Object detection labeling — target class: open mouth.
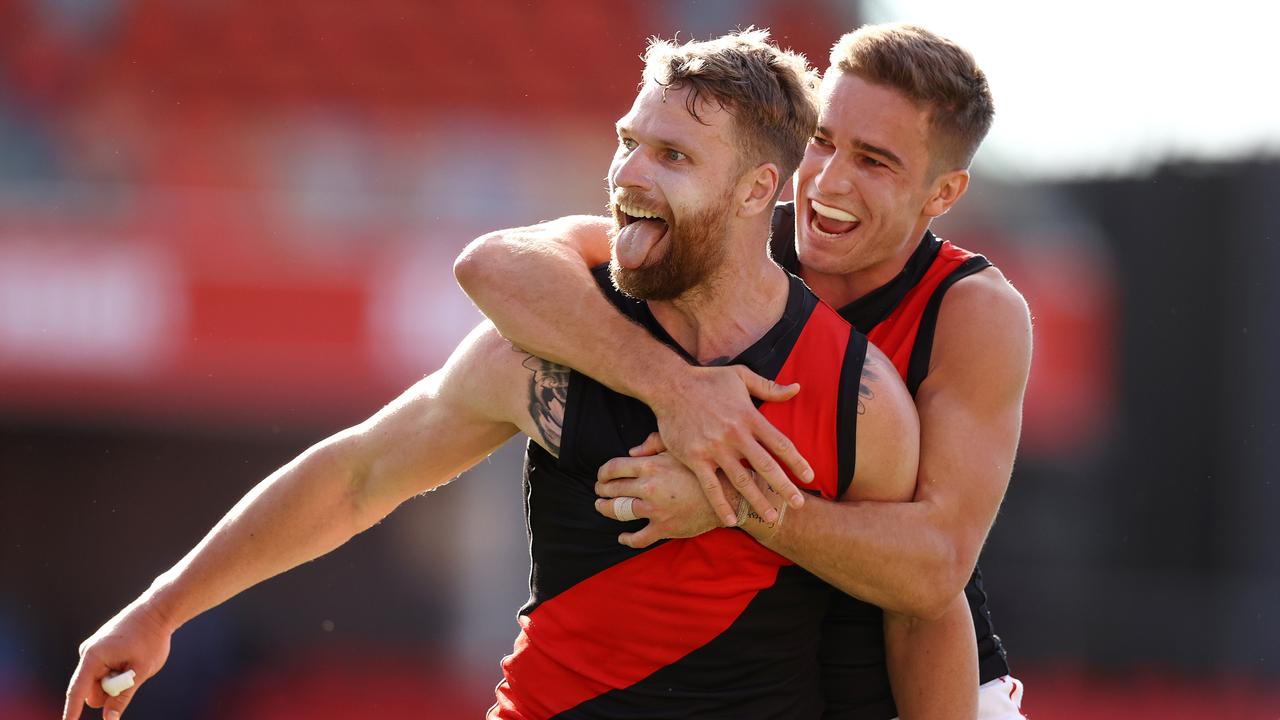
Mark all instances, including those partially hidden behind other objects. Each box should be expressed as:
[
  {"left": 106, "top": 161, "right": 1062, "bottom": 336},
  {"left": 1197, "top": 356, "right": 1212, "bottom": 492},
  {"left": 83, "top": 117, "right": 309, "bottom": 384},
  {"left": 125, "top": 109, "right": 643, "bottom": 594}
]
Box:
[
  {"left": 613, "top": 201, "right": 671, "bottom": 269},
  {"left": 615, "top": 201, "right": 670, "bottom": 229},
  {"left": 807, "top": 199, "right": 860, "bottom": 238}
]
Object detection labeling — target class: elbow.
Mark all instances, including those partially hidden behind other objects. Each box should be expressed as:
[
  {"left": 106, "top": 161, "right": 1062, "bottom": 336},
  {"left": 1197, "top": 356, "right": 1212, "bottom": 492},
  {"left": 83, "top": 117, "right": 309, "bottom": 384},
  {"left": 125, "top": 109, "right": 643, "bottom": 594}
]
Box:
[
  {"left": 906, "top": 538, "right": 972, "bottom": 621},
  {"left": 308, "top": 433, "right": 377, "bottom": 535},
  {"left": 453, "top": 231, "right": 509, "bottom": 296},
  {"left": 911, "top": 587, "right": 959, "bottom": 623}
]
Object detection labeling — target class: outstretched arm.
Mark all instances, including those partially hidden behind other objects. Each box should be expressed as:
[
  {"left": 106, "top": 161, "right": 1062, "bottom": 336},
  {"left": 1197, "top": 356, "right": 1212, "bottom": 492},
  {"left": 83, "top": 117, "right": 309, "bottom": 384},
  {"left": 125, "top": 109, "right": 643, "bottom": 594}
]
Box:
[
  {"left": 63, "top": 323, "right": 527, "bottom": 720},
  {"left": 454, "top": 217, "right": 813, "bottom": 525}
]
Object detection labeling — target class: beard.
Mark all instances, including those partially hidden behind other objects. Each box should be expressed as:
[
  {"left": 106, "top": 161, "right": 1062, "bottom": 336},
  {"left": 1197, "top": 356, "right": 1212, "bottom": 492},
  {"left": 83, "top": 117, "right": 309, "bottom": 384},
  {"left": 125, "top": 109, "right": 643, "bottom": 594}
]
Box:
[{"left": 609, "top": 190, "right": 731, "bottom": 302}]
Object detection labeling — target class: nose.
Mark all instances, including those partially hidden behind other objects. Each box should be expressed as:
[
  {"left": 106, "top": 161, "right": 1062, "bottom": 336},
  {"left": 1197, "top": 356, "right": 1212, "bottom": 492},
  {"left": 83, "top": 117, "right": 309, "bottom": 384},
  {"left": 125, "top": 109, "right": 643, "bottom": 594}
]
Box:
[
  {"left": 812, "top": 152, "right": 853, "bottom": 197},
  {"left": 608, "top": 145, "right": 653, "bottom": 192}
]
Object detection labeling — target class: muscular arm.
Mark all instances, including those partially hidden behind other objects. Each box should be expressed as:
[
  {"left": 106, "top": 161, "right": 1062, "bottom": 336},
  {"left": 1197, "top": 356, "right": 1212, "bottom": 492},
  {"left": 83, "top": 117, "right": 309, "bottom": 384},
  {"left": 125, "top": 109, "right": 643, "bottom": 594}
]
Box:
[
  {"left": 741, "top": 344, "right": 976, "bottom": 717},
  {"left": 455, "top": 216, "right": 813, "bottom": 524},
  {"left": 749, "top": 270, "right": 1033, "bottom": 618},
  {"left": 454, "top": 215, "right": 655, "bottom": 392},
  {"left": 64, "top": 323, "right": 537, "bottom": 720}
]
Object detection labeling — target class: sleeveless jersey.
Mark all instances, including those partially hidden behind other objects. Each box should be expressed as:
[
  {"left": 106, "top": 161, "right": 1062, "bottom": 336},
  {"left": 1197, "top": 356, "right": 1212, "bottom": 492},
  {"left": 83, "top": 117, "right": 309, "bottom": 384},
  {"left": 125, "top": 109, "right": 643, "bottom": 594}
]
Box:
[
  {"left": 491, "top": 266, "right": 874, "bottom": 720},
  {"left": 770, "top": 201, "right": 1010, "bottom": 719}
]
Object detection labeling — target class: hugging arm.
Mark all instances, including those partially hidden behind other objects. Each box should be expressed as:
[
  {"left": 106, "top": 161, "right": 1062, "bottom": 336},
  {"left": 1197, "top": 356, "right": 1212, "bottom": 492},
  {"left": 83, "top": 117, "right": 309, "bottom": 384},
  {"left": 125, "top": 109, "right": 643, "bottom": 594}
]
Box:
[{"left": 455, "top": 216, "right": 813, "bottom": 525}]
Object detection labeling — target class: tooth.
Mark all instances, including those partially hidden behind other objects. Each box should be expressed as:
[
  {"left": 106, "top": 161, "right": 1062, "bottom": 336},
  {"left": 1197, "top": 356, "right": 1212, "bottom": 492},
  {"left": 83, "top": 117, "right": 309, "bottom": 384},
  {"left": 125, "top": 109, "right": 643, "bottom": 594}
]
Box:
[
  {"left": 619, "top": 204, "right": 661, "bottom": 220},
  {"left": 811, "top": 200, "right": 858, "bottom": 223}
]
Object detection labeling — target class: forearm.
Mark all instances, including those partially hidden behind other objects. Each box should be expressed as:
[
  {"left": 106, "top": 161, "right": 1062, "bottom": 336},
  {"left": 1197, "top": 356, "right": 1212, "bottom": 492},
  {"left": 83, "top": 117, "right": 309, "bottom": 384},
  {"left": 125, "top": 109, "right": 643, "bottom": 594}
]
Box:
[
  {"left": 454, "top": 224, "right": 688, "bottom": 404},
  {"left": 139, "top": 433, "right": 375, "bottom": 633},
  {"left": 885, "top": 593, "right": 978, "bottom": 719},
  {"left": 746, "top": 495, "right": 960, "bottom": 618}
]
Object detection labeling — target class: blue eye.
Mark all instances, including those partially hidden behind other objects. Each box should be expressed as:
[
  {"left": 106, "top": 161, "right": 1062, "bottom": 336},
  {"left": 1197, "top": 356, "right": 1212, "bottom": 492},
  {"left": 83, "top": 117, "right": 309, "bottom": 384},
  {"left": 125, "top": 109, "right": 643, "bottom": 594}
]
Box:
[
  {"left": 620, "top": 137, "right": 637, "bottom": 151},
  {"left": 664, "top": 149, "right": 686, "bottom": 162}
]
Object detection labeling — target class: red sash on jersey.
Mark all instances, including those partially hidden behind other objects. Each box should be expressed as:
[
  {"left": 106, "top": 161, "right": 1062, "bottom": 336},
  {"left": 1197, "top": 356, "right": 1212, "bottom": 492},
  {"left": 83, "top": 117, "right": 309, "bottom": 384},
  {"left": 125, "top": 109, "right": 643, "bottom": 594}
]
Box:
[{"left": 491, "top": 302, "right": 856, "bottom": 720}]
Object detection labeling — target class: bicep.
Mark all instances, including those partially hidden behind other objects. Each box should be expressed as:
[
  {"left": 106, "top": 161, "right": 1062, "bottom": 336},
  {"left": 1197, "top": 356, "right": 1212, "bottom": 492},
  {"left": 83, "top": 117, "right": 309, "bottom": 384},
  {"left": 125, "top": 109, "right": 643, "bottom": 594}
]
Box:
[
  {"left": 913, "top": 270, "right": 1033, "bottom": 559},
  {"left": 349, "top": 323, "right": 528, "bottom": 516}
]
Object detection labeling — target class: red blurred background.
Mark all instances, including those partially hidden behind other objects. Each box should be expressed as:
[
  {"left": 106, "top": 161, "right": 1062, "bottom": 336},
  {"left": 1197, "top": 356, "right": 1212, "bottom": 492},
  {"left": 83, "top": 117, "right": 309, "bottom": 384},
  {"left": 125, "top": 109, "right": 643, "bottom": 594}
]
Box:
[{"left": 2, "top": 1, "right": 1278, "bottom": 718}]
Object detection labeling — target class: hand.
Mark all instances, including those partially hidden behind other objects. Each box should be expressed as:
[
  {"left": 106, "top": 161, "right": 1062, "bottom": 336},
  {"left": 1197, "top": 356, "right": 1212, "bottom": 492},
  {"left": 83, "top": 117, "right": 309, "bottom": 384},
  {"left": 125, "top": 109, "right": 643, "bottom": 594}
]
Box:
[
  {"left": 643, "top": 364, "right": 812, "bottom": 527},
  {"left": 63, "top": 600, "right": 173, "bottom": 720},
  {"left": 594, "top": 452, "right": 726, "bottom": 548}
]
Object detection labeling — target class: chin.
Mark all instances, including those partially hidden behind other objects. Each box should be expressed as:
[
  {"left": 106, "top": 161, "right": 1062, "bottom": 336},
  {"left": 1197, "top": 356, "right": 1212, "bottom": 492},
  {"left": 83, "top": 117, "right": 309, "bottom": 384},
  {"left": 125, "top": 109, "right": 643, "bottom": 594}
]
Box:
[{"left": 797, "top": 240, "right": 864, "bottom": 277}]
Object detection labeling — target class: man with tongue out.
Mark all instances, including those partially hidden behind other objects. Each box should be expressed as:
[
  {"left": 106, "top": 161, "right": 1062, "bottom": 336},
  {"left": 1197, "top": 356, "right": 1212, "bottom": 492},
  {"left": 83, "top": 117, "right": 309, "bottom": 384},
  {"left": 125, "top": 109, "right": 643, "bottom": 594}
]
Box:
[{"left": 456, "top": 23, "right": 1033, "bottom": 720}]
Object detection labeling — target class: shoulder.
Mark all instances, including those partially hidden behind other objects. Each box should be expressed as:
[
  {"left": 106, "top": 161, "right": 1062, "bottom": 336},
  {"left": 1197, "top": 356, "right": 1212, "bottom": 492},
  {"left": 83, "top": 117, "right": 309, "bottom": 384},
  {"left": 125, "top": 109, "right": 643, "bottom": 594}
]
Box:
[
  {"left": 944, "top": 265, "right": 1030, "bottom": 323},
  {"left": 860, "top": 343, "right": 920, "bottom": 441},
  {"left": 848, "top": 342, "right": 920, "bottom": 502},
  {"left": 434, "top": 322, "right": 574, "bottom": 457},
  {"left": 925, "top": 265, "right": 1032, "bottom": 398}
]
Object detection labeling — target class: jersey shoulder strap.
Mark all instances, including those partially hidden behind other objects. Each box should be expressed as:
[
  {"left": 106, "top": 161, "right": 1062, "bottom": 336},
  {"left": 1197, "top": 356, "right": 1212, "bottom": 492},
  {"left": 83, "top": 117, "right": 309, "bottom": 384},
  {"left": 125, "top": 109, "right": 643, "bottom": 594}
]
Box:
[{"left": 865, "top": 239, "right": 991, "bottom": 394}]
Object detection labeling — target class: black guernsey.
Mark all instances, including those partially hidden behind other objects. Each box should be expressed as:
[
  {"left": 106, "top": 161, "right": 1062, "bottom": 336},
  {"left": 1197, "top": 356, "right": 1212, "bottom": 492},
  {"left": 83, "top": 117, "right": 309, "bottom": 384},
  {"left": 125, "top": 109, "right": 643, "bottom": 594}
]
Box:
[{"left": 491, "top": 265, "right": 875, "bottom": 720}]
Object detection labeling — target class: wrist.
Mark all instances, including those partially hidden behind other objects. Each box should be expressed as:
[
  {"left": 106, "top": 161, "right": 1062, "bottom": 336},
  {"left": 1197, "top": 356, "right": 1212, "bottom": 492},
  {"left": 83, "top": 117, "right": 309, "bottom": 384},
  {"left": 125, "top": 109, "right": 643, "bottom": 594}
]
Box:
[
  {"left": 136, "top": 572, "right": 189, "bottom": 635},
  {"left": 633, "top": 352, "right": 696, "bottom": 410}
]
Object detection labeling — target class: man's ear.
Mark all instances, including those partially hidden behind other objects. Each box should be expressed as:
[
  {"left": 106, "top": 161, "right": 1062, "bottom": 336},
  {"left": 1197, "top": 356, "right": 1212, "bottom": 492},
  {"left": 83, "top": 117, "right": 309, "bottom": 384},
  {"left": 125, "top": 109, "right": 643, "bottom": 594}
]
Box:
[
  {"left": 737, "top": 162, "right": 780, "bottom": 218},
  {"left": 923, "top": 168, "right": 969, "bottom": 218}
]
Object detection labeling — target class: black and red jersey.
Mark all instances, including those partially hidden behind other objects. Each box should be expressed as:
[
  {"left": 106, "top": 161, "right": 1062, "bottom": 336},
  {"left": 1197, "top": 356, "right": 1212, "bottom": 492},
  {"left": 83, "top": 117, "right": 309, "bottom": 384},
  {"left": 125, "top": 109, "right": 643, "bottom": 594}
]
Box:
[
  {"left": 770, "top": 201, "right": 1009, "bottom": 719},
  {"left": 491, "top": 266, "right": 872, "bottom": 719}
]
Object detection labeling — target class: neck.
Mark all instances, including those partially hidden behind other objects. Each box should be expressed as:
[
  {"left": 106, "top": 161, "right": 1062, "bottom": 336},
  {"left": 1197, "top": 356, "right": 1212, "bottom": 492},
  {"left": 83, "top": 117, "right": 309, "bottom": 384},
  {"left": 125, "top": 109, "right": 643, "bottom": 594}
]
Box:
[{"left": 648, "top": 225, "right": 790, "bottom": 365}]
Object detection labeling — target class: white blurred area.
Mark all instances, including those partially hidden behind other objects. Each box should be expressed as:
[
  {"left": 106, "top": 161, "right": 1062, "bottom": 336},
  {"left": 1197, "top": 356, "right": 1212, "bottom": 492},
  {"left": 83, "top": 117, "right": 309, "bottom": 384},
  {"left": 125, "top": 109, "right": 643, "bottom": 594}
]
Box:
[{"left": 868, "top": 0, "right": 1280, "bottom": 178}]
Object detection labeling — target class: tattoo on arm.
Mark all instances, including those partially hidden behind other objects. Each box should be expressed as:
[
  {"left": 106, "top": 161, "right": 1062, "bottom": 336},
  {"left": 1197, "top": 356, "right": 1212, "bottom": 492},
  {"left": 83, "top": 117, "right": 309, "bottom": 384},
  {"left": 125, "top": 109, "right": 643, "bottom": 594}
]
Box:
[
  {"left": 514, "top": 347, "right": 570, "bottom": 456},
  {"left": 857, "top": 353, "right": 881, "bottom": 416}
]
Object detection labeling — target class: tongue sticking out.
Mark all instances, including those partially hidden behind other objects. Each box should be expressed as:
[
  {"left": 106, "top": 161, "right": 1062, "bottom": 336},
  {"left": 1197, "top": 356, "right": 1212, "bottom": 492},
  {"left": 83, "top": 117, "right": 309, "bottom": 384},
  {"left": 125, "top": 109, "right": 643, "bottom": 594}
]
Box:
[
  {"left": 814, "top": 214, "right": 857, "bottom": 235},
  {"left": 615, "top": 219, "right": 670, "bottom": 269}
]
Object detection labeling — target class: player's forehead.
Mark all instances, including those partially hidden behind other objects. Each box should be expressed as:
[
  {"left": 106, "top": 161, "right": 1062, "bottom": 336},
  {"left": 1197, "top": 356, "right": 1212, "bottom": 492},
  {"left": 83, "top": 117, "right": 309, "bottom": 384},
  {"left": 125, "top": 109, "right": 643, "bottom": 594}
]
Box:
[{"left": 816, "top": 72, "right": 931, "bottom": 162}]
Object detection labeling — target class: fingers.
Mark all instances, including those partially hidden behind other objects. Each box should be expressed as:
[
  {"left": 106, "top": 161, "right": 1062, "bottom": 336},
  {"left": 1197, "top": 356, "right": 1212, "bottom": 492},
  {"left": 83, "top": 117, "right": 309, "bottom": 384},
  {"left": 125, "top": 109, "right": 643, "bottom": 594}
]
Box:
[
  {"left": 737, "top": 442, "right": 804, "bottom": 511},
  {"left": 629, "top": 432, "right": 667, "bottom": 457},
  {"left": 735, "top": 365, "right": 800, "bottom": 403},
  {"left": 717, "top": 455, "right": 778, "bottom": 524},
  {"left": 598, "top": 455, "right": 651, "bottom": 482},
  {"left": 752, "top": 416, "right": 813, "bottom": 491},
  {"left": 101, "top": 682, "right": 139, "bottom": 720},
  {"left": 694, "top": 464, "right": 738, "bottom": 526},
  {"left": 594, "top": 497, "right": 649, "bottom": 521},
  {"left": 63, "top": 659, "right": 99, "bottom": 720},
  {"left": 619, "top": 526, "right": 662, "bottom": 549},
  {"left": 594, "top": 476, "right": 643, "bottom": 499}
]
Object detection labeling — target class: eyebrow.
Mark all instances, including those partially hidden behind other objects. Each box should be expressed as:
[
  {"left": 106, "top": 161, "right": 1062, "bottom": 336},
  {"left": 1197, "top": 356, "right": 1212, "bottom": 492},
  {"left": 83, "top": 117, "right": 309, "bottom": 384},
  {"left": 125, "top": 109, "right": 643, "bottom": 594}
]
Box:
[
  {"left": 818, "top": 125, "right": 905, "bottom": 169},
  {"left": 615, "top": 124, "right": 691, "bottom": 156}
]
